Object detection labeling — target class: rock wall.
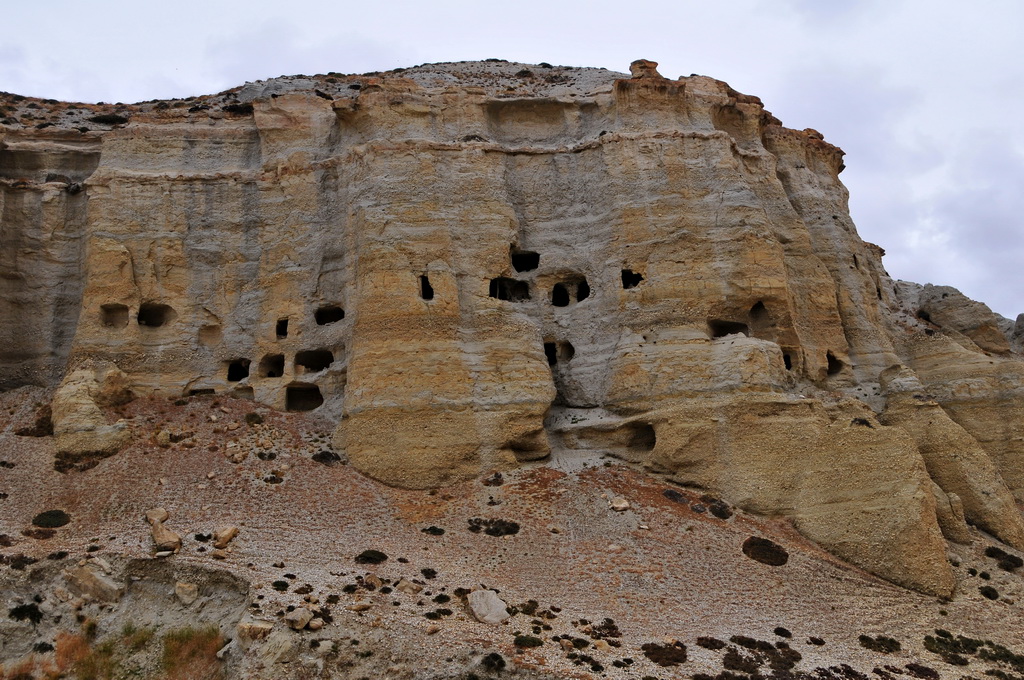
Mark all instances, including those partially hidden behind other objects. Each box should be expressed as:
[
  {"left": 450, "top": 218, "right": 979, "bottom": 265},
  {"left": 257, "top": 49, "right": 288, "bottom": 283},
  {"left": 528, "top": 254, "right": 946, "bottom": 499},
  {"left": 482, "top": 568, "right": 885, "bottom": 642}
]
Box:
[{"left": 2, "top": 59, "right": 1023, "bottom": 596}]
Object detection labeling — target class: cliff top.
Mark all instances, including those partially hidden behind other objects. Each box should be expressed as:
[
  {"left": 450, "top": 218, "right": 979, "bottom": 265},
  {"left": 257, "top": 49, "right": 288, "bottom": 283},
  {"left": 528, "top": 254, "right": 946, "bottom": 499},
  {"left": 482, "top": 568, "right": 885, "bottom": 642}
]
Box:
[{"left": 0, "top": 59, "right": 776, "bottom": 134}]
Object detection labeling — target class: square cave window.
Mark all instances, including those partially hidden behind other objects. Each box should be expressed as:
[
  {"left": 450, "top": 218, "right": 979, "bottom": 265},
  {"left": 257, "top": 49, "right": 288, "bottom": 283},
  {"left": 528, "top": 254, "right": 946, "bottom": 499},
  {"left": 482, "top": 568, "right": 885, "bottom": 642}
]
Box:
[
  {"left": 315, "top": 305, "right": 345, "bottom": 325},
  {"left": 511, "top": 249, "right": 540, "bottom": 272},
  {"left": 227, "top": 359, "right": 251, "bottom": 382},
  {"left": 137, "top": 302, "right": 177, "bottom": 327},
  {"left": 101, "top": 303, "right": 129, "bottom": 328},
  {"left": 295, "top": 349, "right": 334, "bottom": 373},
  {"left": 708, "top": 319, "right": 749, "bottom": 339},
  {"left": 286, "top": 383, "right": 324, "bottom": 412},
  {"left": 276, "top": 318, "right": 289, "bottom": 339},
  {"left": 489, "top": 277, "right": 530, "bottom": 302},
  {"left": 259, "top": 354, "right": 285, "bottom": 378}
]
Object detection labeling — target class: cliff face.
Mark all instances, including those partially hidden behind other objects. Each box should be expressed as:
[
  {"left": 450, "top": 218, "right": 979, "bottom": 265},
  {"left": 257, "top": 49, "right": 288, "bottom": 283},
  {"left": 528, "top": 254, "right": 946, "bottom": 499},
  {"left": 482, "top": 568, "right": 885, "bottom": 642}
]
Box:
[{"left": 2, "top": 59, "right": 1023, "bottom": 597}]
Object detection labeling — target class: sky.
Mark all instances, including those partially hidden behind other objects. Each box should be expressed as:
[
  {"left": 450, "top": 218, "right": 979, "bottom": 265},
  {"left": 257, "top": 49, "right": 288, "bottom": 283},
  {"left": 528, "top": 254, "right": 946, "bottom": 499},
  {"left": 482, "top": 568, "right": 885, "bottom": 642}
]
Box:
[{"left": 4, "top": 0, "right": 1023, "bottom": 318}]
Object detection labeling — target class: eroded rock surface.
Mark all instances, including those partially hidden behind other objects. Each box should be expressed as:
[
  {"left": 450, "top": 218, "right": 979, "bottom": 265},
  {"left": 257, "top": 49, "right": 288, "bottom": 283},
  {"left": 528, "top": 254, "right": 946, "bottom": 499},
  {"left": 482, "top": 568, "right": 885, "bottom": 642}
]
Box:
[{"left": 2, "top": 59, "right": 1024, "bottom": 597}]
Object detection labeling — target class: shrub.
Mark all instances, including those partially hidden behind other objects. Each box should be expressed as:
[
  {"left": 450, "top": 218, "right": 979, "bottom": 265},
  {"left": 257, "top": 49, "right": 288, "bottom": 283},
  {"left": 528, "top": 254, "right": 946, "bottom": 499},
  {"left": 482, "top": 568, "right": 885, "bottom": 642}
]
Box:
[
  {"left": 979, "top": 585, "right": 999, "bottom": 600},
  {"left": 742, "top": 537, "right": 788, "bottom": 566},
  {"left": 514, "top": 635, "right": 543, "bottom": 648},
  {"left": 640, "top": 641, "right": 687, "bottom": 666},
  {"left": 32, "top": 509, "right": 71, "bottom": 528},
  {"left": 696, "top": 637, "right": 727, "bottom": 650},
  {"left": 161, "top": 626, "right": 224, "bottom": 680},
  {"left": 354, "top": 549, "right": 388, "bottom": 565},
  {"left": 467, "top": 518, "right": 520, "bottom": 537},
  {"left": 8, "top": 603, "right": 42, "bottom": 626},
  {"left": 859, "top": 634, "right": 901, "bottom": 654},
  {"left": 87, "top": 113, "right": 129, "bottom": 125}
]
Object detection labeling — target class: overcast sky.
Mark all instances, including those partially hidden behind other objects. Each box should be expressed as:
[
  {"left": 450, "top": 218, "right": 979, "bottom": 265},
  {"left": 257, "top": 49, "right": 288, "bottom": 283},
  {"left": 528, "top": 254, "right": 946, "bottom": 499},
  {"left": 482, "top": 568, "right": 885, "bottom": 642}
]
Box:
[{"left": 4, "top": 0, "right": 1023, "bottom": 318}]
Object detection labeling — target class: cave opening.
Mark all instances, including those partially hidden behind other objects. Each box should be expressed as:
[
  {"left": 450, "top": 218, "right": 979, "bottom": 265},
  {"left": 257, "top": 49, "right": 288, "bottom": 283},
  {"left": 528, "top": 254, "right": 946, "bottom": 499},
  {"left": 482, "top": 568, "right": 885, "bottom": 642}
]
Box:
[
  {"left": 420, "top": 275, "right": 434, "bottom": 301},
  {"left": 315, "top": 305, "right": 344, "bottom": 325},
  {"left": 544, "top": 340, "right": 574, "bottom": 366},
  {"left": 295, "top": 349, "right": 334, "bottom": 373},
  {"left": 511, "top": 250, "right": 540, "bottom": 272},
  {"left": 826, "top": 351, "right": 844, "bottom": 376},
  {"left": 551, "top": 283, "right": 570, "bottom": 307},
  {"left": 227, "top": 359, "right": 250, "bottom": 382},
  {"left": 621, "top": 269, "right": 644, "bottom": 289},
  {"left": 489, "top": 277, "right": 530, "bottom": 302},
  {"left": 577, "top": 279, "right": 590, "bottom": 301},
  {"left": 276, "top": 318, "right": 289, "bottom": 339},
  {"left": 544, "top": 342, "right": 557, "bottom": 366},
  {"left": 101, "top": 303, "right": 129, "bottom": 329},
  {"left": 709, "top": 319, "right": 749, "bottom": 338},
  {"left": 258, "top": 354, "right": 285, "bottom": 378},
  {"left": 783, "top": 353, "right": 793, "bottom": 370},
  {"left": 286, "top": 383, "right": 324, "bottom": 412},
  {"left": 627, "top": 423, "right": 657, "bottom": 453},
  {"left": 137, "top": 303, "right": 177, "bottom": 327}
]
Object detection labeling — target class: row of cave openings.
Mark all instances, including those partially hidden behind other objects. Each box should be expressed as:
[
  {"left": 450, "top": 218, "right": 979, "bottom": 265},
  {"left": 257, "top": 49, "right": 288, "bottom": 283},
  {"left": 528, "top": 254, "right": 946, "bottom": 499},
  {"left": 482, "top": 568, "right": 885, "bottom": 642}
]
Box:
[
  {"left": 187, "top": 382, "right": 325, "bottom": 412},
  {"left": 707, "top": 301, "right": 845, "bottom": 377},
  {"left": 99, "top": 302, "right": 348, "bottom": 413},
  {"left": 222, "top": 348, "right": 337, "bottom": 412},
  {"left": 100, "top": 303, "right": 347, "bottom": 336},
  {"left": 541, "top": 302, "right": 845, "bottom": 383},
  {"left": 485, "top": 248, "right": 645, "bottom": 307}
]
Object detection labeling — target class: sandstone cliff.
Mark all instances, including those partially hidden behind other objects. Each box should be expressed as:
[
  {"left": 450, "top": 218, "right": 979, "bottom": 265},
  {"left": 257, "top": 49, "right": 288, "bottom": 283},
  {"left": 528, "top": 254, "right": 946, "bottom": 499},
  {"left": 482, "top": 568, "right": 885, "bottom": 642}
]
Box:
[{"left": 2, "top": 59, "right": 1023, "bottom": 599}]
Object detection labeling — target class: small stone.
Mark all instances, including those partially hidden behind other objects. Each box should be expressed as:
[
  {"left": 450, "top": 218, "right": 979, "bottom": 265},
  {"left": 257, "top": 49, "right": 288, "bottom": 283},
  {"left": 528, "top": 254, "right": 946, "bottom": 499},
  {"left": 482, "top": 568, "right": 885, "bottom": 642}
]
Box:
[
  {"left": 209, "top": 414, "right": 219, "bottom": 422},
  {"left": 609, "top": 497, "right": 630, "bottom": 512},
  {"left": 426, "top": 625, "right": 441, "bottom": 635},
  {"left": 151, "top": 522, "right": 182, "bottom": 552},
  {"left": 213, "top": 525, "right": 239, "bottom": 549},
  {"left": 211, "top": 549, "right": 227, "bottom": 560},
  {"left": 155, "top": 430, "right": 172, "bottom": 448},
  {"left": 175, "top": 581, "right": 199, "bottom": 605},
  {"left": 467, "top": 589, "right": 509, "bottom": 624},
  {"left": 560, "top": 639, "right": 575, "bottom": 651},
  {"left": 227, "top": 422, "right": 240, "bottom": 431},
  {"left": 154, "top": 551, "right": 173, "bottom": 558},
  {"left": 346, "top": 602, "right": 372, "bottom": 612},
  {"left": 237, "top": 620, "right": 273, "bottom": 641},
  {"left": 364, "top": 574, "right": 383, "bottom": 590},
  {"left": 307, "top": 618, "right": 324, "bottom": 631},
  {"left": 284, "top": 607, "right": 313, "bottom": 630},
  {"left": 65, "top": 563, "right": 123, "bottom": 602},
  {"left": 90, "top": 556, "right": 113, "bottom": 574},
  {"left": 207, "top": 472, "right": 215, "bottom": 479},
  {"left": 145, "top": 508, "right": 169, "bottom": 525},
  {"left": 395, "top": 578, "right": 422, "bottom": 595},
  {"left": 593, "top": 639, "right": 612, "bottom": 652}
]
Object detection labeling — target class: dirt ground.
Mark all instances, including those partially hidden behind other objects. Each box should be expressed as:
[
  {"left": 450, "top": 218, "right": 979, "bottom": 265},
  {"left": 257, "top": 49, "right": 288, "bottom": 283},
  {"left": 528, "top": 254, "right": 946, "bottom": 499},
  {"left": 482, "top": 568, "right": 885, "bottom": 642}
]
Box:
[{"left": 2, "top": 386, "right": 1023, "bottom": 679}]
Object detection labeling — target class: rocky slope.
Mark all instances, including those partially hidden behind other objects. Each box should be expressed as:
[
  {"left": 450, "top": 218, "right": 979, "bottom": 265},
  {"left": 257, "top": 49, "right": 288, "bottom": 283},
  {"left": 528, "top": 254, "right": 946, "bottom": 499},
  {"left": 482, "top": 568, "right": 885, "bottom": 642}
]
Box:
[{"left": 2, "top": 59, "right": 1024, "bottom": 679}]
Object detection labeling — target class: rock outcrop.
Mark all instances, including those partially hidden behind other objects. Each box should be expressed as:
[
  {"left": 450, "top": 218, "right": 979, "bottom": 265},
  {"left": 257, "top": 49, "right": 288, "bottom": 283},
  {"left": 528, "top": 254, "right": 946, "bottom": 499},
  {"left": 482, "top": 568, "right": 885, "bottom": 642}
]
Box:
[{"left": 2, "top": 59, "right": 1024, "bottom": 597}]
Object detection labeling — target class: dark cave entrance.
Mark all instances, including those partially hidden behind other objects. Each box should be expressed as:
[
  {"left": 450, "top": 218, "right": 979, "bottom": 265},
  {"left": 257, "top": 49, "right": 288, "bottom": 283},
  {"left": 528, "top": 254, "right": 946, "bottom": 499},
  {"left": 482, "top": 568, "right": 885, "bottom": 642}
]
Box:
[{"left": 286, "top": 383, "right": 324, "bottom": 412}]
